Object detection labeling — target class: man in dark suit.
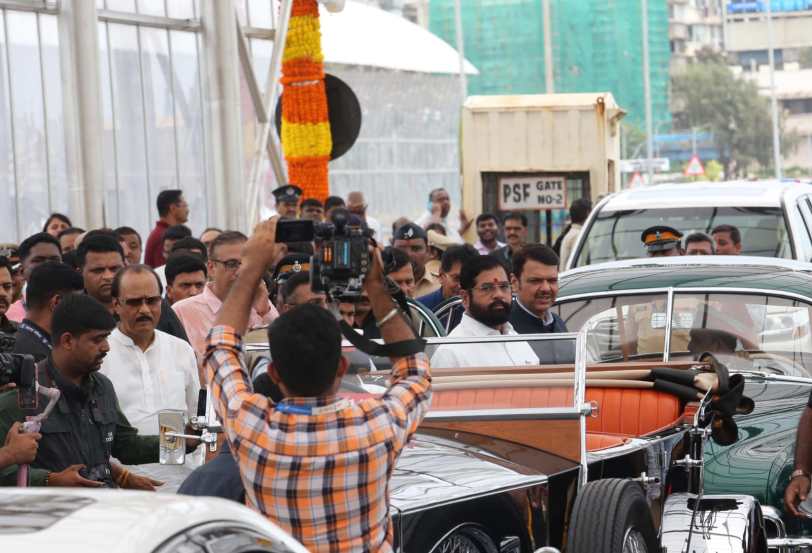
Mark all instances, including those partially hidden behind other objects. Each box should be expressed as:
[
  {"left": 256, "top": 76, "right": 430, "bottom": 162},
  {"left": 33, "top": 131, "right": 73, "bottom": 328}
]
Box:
[{"left": 509, "top": 245, "right": 567, "bottom": 334}]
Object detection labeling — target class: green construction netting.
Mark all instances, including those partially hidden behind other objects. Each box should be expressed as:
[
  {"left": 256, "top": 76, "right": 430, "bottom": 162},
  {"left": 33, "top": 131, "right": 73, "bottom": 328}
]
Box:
[{"left": 429, "top": 0, "right": 672, "bottom": 129}]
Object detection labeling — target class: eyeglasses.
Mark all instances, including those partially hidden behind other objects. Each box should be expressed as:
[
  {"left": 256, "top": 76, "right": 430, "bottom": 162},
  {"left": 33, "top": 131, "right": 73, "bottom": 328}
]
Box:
[
  {"left": 470, "top": 282, "right": 511, "bottom": 295},
  {"left": 211, "top": 258, "right": 242, "bottom": 271},
  {"left": 123, "top": 296, "right": 162, "bottom": 308}
]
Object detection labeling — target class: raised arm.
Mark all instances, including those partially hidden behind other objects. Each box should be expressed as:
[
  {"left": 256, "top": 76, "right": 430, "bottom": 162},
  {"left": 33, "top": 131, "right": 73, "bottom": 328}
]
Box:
[{"left": 364, "top": 248, "right": 432, "bottom": 444}]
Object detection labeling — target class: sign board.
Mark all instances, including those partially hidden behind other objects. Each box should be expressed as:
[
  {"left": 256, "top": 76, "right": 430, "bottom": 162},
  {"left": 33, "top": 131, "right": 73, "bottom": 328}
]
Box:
[
  {"left": 684, "top": 155, "right": 704, "bottom": 177},
  {"left": 619, "top": 158, "right": 671, "bottom": 173},
  {"left": 499, "top": 175, "right": 567, "bottom": 211}
]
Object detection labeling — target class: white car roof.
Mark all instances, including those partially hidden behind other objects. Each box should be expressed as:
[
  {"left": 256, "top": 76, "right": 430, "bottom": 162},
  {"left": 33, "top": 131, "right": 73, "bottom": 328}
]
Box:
[
  {"left": 600, "top": 180, "right": 812, "bottom": 211},
  {"left": 0, "top": 488, "right": 307, "bottom": 553},
  {"left": 562, "top": 255, "right": 812, "bottom": 277}
]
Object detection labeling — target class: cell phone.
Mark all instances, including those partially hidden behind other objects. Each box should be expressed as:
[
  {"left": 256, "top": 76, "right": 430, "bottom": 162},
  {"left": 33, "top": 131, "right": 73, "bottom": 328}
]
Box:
[{"left": 276, "top": 219, "right": 315, "bottom": 243}]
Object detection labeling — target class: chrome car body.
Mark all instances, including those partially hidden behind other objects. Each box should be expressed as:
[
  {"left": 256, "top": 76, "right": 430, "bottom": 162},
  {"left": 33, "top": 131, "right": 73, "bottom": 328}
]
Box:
[{"left": 556, "top": 256, "right": 812, "bottom": 551}]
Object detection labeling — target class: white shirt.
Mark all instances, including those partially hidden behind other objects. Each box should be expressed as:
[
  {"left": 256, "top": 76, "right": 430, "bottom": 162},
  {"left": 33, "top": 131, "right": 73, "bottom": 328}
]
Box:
[
  {"left": 559, "top": 223, "right": 582, "bottom": 271},
  {"left": 101, "top": 327, "right": 201, "bottom": 435},
  {"left": 430, "top": 313, "right": 539, "bottom": 368},
  {"left": 415, "top": 210, "right": 465, "bottom": 243},
  {"left": 154, "top": 264, "right": 167, "bottom": 291},
  {"left": 365, "top": 215, "right": 383, "bottom": 241},
  {"left": 474, "top": 239, "right": 506, "bottom": 255}
]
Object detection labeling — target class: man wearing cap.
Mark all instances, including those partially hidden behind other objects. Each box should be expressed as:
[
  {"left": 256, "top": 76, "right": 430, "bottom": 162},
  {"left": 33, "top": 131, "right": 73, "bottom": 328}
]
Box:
[
  {"left": 270, "top": 254, "right": 311, "bottom": 307},
  {"left": 393, "top": 223, "right": 440, "bottom": 297},
  {"left": 629, "top": 225, "right": 689, "bottom": 354},
  {"left": 641, "top": 225, "right": 684, "bottom": 257},
  {"left": 271, "top": 185, "right": 303, "bottom": 219}
]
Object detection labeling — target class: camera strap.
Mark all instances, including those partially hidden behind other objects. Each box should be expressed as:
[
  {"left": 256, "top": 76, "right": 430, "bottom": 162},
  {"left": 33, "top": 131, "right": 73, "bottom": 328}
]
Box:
[
  {"left": 338, "top": 286, "right": 425, "bottom": 357},
  {"left": 339, "top": 320, "right": 426, "bottom": 357}
]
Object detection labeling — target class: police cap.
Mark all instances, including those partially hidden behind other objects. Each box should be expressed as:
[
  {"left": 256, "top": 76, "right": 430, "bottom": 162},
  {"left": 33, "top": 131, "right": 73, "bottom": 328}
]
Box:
[
  {"left": 641, "top": 225, "right": 683, "bottom": 253},
  {"left": 272, "top": 184, "right": 303, "bottom": 205}
]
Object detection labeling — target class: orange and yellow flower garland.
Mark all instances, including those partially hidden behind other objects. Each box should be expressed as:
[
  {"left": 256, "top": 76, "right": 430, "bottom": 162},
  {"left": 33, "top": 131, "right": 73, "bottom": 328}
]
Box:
[{"left": 280, "top": 0, "right": 332, "bottom": 201}]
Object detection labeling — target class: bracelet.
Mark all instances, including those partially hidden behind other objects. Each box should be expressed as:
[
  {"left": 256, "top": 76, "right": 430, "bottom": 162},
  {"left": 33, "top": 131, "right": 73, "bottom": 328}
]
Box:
[
  {"left": 45, "top": 472, "right": 51, "bottom": 486},
  {"left": 376, "top": 307, "right": 400, "bottom": 328},
  {"left": 791, "top": 469, "right": 809, "bottom": 480}
]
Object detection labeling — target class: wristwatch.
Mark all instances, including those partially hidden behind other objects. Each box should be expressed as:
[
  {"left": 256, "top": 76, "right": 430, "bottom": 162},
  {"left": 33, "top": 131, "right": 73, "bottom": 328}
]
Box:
[{"left": 791, "top": 469, "right": 810, "bottom": 480}]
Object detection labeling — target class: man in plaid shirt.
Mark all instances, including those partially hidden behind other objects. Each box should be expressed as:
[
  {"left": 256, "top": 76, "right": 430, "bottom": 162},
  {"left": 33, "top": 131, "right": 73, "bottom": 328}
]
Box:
[{"left": 205, "top": 219, "right": 431, "bottom": 552}]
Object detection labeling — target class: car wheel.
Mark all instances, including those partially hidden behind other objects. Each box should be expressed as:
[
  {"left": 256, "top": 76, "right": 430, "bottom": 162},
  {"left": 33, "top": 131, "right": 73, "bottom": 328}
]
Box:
[
  {"left": 567, "top": 479, "right": 657, "bottom": 553},
  {"left": 426, "top": 524, "right": 499, "bottom": 553}
]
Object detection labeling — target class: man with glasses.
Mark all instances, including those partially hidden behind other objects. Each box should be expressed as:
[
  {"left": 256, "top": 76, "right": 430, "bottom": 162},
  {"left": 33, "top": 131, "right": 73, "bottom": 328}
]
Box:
[
  {"left": 431, "top": 255, "right": 538, "bottom": 368},
  {"left": 173, "top": 231, "right": 278, "bottom": 363},
  {"left": 101, "top": 265, "right": 200, "bottom": 437}
]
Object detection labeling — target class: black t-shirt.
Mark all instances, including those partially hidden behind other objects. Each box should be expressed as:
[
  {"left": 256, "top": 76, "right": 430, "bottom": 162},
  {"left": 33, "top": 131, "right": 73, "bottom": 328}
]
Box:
[
  {"left": 178, "top": 441, "right": 245, "bottom": 503},
  {"left": 12, "top": 320, "right": 51, "bottom": 362}
]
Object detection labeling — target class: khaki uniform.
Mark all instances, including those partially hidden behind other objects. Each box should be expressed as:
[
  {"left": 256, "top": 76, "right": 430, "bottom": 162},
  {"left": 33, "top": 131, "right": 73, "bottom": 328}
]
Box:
[{"left": 631, "top": 302, "right": 690, "bottom": 355}]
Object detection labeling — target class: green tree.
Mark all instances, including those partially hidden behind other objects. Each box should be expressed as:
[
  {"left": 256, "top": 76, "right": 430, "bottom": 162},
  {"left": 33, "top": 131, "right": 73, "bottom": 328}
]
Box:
[{"left": 672, "top": 54, "right": 798, "bottom": 178}]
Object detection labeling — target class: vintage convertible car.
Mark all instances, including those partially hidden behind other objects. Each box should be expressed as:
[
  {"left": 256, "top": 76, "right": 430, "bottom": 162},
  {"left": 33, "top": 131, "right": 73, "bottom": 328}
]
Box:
[
  {"left": 554, "top": 255, "right": 812, "bottom": 551},
  {"left": 196, "top": 316, "right": 773, "bottom": 552}
]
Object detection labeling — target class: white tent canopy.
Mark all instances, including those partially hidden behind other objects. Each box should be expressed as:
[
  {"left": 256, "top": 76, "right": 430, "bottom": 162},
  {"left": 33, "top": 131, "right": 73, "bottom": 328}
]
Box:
[{"left": 320, "top": 1, "right": 478, "bottom": 75}]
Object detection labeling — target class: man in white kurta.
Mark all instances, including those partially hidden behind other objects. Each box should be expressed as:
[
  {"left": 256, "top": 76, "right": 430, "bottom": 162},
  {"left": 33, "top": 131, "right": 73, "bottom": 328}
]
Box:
[
  {"left": 431, "top": 255, "right": 538, "bottom": 369},
  {"left": 100, "top": 264, "right": 200, "bottom": 435}
]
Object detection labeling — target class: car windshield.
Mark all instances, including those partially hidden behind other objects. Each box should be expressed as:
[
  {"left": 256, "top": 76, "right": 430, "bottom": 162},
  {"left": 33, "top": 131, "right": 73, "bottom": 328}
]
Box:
[
  {"left": 556, "top": 292, "right": 812, "bottom": 377},
  {"left": 573, "top": 206, "right": 792, "bottom": 267}
]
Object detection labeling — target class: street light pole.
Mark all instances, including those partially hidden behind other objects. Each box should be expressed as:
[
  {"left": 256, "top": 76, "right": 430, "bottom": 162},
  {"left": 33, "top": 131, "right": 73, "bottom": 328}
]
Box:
[
  {"left": 453, "top": 0, "right": 467, "bottom": 101},
  {"left": 543, "top": 0, "right": 554, "bottom": 93},
  {"left": 642, "top": 0, "right": 654, "bottom": 185},
  {"left": 766, "top": 0, "right": 782, "bottom": 179}
]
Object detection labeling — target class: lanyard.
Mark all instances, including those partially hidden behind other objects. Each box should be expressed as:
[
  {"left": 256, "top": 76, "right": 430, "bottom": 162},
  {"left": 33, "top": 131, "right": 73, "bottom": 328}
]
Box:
[
  {"left": 275, "top": 398, "right": 351, "bottom": 416},
  {"left": 19, "top": 321, "right": 52, "bottom": 351}
]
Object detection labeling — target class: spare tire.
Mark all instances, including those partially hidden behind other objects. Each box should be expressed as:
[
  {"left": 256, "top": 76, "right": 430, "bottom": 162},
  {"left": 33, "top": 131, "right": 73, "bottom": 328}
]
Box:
[{"left": 567, "top": 479, "right": 657, "bottom": 553}]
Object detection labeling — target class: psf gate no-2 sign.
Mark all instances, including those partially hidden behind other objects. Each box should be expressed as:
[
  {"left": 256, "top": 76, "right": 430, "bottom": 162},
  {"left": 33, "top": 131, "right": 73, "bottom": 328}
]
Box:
[{"left": 498, "top": 175, "right": 568, "bottom": 211}]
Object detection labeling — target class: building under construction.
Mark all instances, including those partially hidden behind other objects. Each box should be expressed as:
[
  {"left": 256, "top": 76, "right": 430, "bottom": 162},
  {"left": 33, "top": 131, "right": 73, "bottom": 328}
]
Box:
[{"left": 428, "top": 0, "right": 671, "bottom": 130}]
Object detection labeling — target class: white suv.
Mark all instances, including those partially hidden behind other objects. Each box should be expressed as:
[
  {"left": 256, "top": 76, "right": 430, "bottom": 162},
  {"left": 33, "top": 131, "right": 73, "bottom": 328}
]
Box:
[
  {"left": 564, "top": 180, "right": 812, "bottom": 270},
  {"left": 0, "top": 488, "right": 308, "bottom": 553}
]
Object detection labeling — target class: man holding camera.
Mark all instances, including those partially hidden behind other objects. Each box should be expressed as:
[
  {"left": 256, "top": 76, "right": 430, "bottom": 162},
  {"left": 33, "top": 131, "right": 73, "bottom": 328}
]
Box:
[
  {"left": 0, "top": 294, "right": 161, "bottom": 488},
  {"left": 205, "top": 220, "right": 431, "bottom": 552}
]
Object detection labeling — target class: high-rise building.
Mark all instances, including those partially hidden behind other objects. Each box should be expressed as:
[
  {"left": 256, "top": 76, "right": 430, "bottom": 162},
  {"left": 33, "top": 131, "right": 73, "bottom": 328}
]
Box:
[
  {"left": 724, "top": 0, "right": 812, "bottom": 70},
  {"left": 667, "top": 0, "right": 725, "bottom": 73},
  {"left": 428, "top": 0, "right": 671, "bottom": 130}
]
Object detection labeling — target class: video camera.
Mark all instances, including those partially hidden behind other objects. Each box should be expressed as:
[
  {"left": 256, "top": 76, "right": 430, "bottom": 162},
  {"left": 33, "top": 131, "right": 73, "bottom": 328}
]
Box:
[
  {"left": 0, "top": 353, "right": 38, "bottom": 409},
  {"left": 276, "top": 209, "right": 372, "bottom": 300}
]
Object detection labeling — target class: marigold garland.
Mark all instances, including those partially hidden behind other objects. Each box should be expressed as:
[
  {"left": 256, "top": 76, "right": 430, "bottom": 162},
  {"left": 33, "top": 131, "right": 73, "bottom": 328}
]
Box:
[{"left": 281, "top": 0, "right": 331, "bottom": 201}]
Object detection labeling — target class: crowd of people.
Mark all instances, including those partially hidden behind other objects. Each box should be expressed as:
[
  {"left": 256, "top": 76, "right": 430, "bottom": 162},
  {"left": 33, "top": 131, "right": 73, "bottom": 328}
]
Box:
[
  {"left": 0, "top": 184, "right": 597, "bottom": 551},
  {"left": 0, "top": 180, "right": 760, "bottom": 550}
]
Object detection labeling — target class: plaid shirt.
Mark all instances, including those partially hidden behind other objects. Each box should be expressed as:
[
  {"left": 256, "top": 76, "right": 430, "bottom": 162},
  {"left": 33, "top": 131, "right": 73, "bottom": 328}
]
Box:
[{"left": 205, "top": 326, "right": 432, "bottom": 553}]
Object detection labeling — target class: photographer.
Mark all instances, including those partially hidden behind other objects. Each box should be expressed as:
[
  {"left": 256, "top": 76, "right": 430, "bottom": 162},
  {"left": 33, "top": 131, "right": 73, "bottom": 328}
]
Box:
[
  {"left": 0, "top": 294, "right": 161, "bottom": 488},
  {"left": 205, "top": 219, "right": 431, "bottom": 552}
]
